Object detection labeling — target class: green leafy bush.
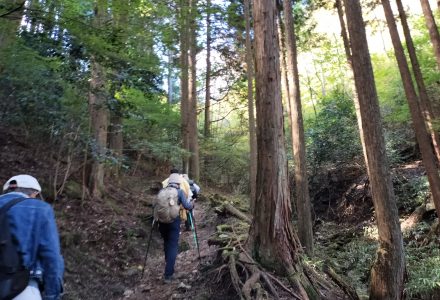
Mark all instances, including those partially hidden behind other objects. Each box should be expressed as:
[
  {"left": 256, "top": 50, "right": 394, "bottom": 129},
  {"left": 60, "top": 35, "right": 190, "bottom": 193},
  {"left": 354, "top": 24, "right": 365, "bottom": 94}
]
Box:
[{"left": 305, "top": 87, "right": 361, "bottom": 166}]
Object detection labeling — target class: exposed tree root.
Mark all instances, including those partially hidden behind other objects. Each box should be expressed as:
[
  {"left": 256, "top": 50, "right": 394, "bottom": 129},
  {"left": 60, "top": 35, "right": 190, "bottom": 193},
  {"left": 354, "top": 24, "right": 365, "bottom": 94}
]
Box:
[{"left": 207, "top": 195, "right": 359, "bottom": 299}]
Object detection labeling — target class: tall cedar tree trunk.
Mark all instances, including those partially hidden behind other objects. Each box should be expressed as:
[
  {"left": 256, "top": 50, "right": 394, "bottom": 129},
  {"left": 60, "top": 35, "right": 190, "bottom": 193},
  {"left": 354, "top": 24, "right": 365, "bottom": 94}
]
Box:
[
  {"left": 335, "top": 0, "right": 370, "bottom": 171},
  {"left": 282, "top": 0, "right": 313, "bottom": 256},
  {"left": 396, "top": 0, "right": 440, "bottom": 163},
  {"left": 381, "top": 0, "right": 440, "bottom": 218},
  {"left": 420, "top": 0, "right": 440, "bottom": 70},
  {"left": 244, "top": 0, "right": 257, "bottom": 214},
  {"left": 180, "top": 0, "right": 190, "bottom": 173},
  {"left": 188, "top": 0, "right": 199, "bottom": 181},
  {"left": 250, "top": 2, "right": 312, "bottom": 296},
  {"left": 344, "top": 1, "right": 405, "bottom": 299},
  {"left": 88, "top": 0, "right": 109, "bottom": 199}
]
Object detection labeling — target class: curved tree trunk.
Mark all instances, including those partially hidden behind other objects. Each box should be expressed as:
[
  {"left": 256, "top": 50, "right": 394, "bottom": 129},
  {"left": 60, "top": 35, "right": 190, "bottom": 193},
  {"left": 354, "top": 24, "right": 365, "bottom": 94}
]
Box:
[
  {"left": 381, "top": 0, "right": 440, "bottom": 221},
  {"left": 396, "top": 0, "right": 440, "bottom": 163},
  {"left": 282, "top": 0, "right": 313, "bottom": 256},
  {"left": 344, "top": 1, "right": 405, "bottom": 299},
  {"left": 244, "top": 0, "right": 257, "bottom": 215},
  {"left": 420, "top": 0, "right": 440, "bottom": 70}
]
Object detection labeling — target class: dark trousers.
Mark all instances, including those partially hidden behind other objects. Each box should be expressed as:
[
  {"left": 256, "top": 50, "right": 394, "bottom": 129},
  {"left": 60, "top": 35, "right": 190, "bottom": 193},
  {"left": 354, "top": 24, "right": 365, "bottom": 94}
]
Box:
[
  {"left": 185, "top": 210, "right": 193, "bottom": 231},
  {"left": 159, "top": 218, "right": 181, "bottom": 278}
]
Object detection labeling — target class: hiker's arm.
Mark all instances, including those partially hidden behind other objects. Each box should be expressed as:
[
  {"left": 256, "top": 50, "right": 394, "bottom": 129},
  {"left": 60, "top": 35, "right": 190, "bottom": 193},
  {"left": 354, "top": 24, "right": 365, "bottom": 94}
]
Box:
[
  {"left": 193, "top": 183, "right": 201, "bottom": 193},
  {"left": 178, "top": 189, "right": 193, "bottom": 210},
  {"left": 39, "top": 207, "right": 64, "bottom": 300}
]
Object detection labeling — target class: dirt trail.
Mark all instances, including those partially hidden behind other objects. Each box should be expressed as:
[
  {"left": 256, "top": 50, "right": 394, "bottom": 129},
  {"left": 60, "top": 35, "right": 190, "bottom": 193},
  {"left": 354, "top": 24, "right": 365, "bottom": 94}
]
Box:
[{"left": 127, "top": 200, "right": 219, "bottom": 300}]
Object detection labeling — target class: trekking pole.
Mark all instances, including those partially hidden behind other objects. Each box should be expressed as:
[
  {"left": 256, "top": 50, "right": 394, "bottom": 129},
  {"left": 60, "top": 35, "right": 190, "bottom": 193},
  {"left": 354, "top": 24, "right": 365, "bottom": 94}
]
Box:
[
  {"left": 140, "top": 219, "right": 155, "bottom": 279},
  {"left": 188, "top": 211, "right": 201, "bottom": 260}
]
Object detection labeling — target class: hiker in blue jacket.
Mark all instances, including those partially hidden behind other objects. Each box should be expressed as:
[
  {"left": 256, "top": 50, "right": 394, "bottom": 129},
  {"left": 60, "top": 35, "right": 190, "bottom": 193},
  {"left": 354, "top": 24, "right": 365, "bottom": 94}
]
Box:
[
  {"left": 158, "top": 173, "right": 193, "bottom": 283},
  {"left": 1, "top": 175, "right": 64, "bottom": 300}
]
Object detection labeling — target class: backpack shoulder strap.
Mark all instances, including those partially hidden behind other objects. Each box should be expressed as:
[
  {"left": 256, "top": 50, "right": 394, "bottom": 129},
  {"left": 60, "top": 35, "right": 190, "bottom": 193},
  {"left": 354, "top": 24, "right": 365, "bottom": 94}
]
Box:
[{"left": 0, "top": 198, "right": 27, "bottom": 216}]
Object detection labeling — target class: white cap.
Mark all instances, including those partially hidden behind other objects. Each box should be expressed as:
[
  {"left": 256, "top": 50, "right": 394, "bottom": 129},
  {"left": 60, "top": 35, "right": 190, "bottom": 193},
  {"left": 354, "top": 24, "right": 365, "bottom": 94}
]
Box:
[{"left": 3, "top": 175, "right": 42, "bottom": 192}]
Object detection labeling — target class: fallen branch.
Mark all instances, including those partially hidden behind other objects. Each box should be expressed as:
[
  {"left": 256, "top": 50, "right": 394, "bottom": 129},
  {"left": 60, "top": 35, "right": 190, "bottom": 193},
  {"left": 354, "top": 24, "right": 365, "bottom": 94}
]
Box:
[{"left": 224, "top": 203, "right": 251, "bottom": 223}]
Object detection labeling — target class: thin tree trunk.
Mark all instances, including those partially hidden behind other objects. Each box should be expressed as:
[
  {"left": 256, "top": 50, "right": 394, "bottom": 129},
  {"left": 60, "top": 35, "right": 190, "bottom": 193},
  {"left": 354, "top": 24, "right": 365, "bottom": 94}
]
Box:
[
  {"left": 381, "top": 0, "right": 440, "bottom": 224},
  {"left": 278, "top": 11, "right": 290, "bottom": 117},
  {"left": 244, "top": 0, "right": 257, "bottom": 215},
  {"left": 180, "top": 0, "right": 190, "bottom": 173},
  {"left": 188, "top": 0, "right": 199, "bottom": 181},
  {"left": 107, "top": 2, "right": 129, "bottom": 179},
  {"left": 168, "top": 49, "right": 174, "bottom": 104},
  {"left": 204, "top": 0, "right": 211, "bottom": 139},
  {"left": 335, "top": 0, "right": 370, "bottom": 171},
  {"left": 420, "top": 0, "right": 440, "bottom": 69},
  {"left": 396, "top": 0, "right": 440, "bottom": 163},
  {"left": 344, "top": 1, "right": 405, "bottom": 299},
  {"left": 282, "top": 0, "right": 313, "bottom": 256},
  {"left": 108, "top": 112, "right": 123, "bottom": 177}
]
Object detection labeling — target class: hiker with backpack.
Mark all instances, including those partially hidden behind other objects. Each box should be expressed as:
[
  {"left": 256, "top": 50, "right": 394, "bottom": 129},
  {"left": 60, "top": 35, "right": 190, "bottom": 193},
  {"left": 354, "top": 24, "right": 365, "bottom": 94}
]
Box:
[
  {"left": 154, "top": 173, "right": 193, "bottom": 283},
  {"left": 0, "top": 175, "right": 64, "bottom": 300},
  {"left": 162, "top": 169, "right": 192, "bottom": 199},
  {"left": 182, "top": 174, "right": 200, "bottom": 232}
]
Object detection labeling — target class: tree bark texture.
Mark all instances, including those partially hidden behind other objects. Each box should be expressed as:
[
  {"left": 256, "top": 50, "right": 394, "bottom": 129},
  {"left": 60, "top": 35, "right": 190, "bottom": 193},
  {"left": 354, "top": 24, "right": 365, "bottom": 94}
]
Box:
[
  {"left": 381, "top": 0, "right": 440, "bottom": 220},
  {"left": 420, "top": 0, "right": 440, "bottom": 69},
  {"left": 180, "top": 0, "right": 190, "bottom": 174},
  {"left": 88, "top": 0, "right": 109, "bottom": 199},
  {"left": 282, "top": 0, "right": 313, "bottom": 256},
  {"left": 344, "top": 1, "right": 405, "bottom": 299},
  {"left": 396, "top": 0, "right": 440, "bottom": 163},
  {"left": 89, "top": 56, "right": 108, "bottom": 199},
  {"left": 250, "top": 0, "right": 302, "bottom": 275},
  {"left": 244, "top": 0, "right": 257, "bottom": 215},
  {"left": 188, "top": 0, "right": 199, "bottom": 181}
]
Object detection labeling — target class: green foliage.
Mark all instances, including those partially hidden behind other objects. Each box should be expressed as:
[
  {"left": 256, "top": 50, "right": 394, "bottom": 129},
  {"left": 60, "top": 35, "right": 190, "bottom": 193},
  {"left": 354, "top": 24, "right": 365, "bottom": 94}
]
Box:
[
  {"left": 393, "top": 173, "right": 430, "bottom": 213},
  {"left": 0, "top": 40, "right": 87, "bottom": 138},
  {"left": 305, "top": 87, "right": 361, "bottom": 166},
  {"left": 406, "top": 240, "right": 440, "bottom": 298}
]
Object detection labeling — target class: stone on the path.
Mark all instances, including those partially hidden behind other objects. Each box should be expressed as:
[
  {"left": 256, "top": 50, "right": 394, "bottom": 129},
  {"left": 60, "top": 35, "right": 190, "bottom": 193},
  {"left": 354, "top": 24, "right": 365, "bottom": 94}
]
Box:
[
  {"left": 123, "top": 289, "right": 134, "bottom": 297},
  {"left": 177, "top": 282, "right": 191, "bottom": 291}
]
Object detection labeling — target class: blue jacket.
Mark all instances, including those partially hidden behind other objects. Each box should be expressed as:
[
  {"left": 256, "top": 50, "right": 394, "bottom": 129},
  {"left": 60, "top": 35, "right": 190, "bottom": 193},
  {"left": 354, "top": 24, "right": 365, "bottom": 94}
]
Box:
[
  {"left": 0, "top": 192, "right": 64, "bottom": 300},
  {"left": 177, "top": 188, "right": 193, "bottom": 210},
  {"left": 166, "top": 184, "right": 192, "bottom": 211}
]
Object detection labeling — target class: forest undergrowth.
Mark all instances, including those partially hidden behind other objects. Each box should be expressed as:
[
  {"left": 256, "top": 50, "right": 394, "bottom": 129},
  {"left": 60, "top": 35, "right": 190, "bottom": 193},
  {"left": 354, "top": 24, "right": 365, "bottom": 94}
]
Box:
[{"left": 1, "top": 127, "right": 439, "bottom": 299}]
